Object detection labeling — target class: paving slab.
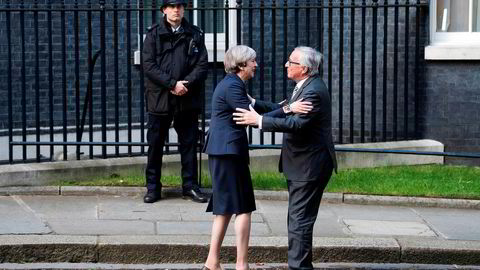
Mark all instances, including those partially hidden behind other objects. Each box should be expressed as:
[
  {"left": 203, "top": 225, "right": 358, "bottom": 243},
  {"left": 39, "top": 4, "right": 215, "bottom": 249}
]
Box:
[
  {"left": 155, "top": 220, "right": 270, "bottom": 236},
  {"left": 19, "top": 195, "right": 99, "bottom": 220},
  {"left": 47, "top": 219, "right": 156, "bottom": 235},
  {"left": 411, "top": 207, "right": 480, "bottom": 241},
  {"left": 331, "top": 203, "right": 423, "bottom": 222},
  {"left": 97, "top": 197, "right": 264, "bottom": 222},
  {"left": 0, "top": 196, "right": 51, "bottom": 234},
  {"left": 343, "top": 219, "right": 437, "bottom": 237},
  {"left": 97, "top": 197, "right": 183, "bottom": 221},
  {"left": 98, "top": 235, "right": 212, "bottom": 245},
  {"left": 262, "top": 210, "right": 351, "bottom": 237}
]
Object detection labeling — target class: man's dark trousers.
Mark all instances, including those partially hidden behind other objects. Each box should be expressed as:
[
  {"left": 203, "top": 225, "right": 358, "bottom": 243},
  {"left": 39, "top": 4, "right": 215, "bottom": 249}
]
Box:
[
  {"left": 286, "top": 158, "right": 333, "bottom": 270},
  {"left": 145, "top": 111, "right": 199, "bottom": 192}
]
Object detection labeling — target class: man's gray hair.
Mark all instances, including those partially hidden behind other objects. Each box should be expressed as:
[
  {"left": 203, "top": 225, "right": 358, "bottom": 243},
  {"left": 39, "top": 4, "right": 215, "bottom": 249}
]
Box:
[
  {"left": 295, "top": 46, "right": 323, "bottom": 76},
  {"left": 224, "top": 45, "right": 256, "bottom": 73}
]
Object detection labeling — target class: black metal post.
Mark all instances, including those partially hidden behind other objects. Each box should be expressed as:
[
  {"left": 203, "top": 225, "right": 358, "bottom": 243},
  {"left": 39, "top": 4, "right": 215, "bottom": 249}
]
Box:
[
  {"left": 88, "top": 0, "right": 94, "bottom": 159},
  {"left": 270, "top": 1, "right": 276, "bottom": 145},
  {"left": 139, "top": 0, "right": 146, "bottom": 155},
  {"left": 248, "top": 0, "right": 253, "bottom": 144},
  {"left": 415, "top": 0, "right": 421, "bottom": 139},
  {"left": 306, "top": 1, "right": 310, "bottom": 45},
  {"left": 317, "top": 0, "right": 323, "bottom": 78},
  {"left": 349, "top": 0, "right": 355, "bottom": 143},
  {"left": 114, "top": 0, "right": 120, "bottom": 156},
  {"left": 295, "top": 0, "right": 299, "bottom": 46},
  {"left": 20, "top": 0, "right": 27, "bottom": 161},
  {"left": 328, "top": 0, "right": 332, "bottom": 97},
  {"left": 100, "top": 0, "right": 107, "bottom": 158},
  {"left": 283, "top": 0, "right": 288, "bottom": 100},
  {"left": 360, "top": 0, "right": 366, "bottom": 142},
  {"left": 404, "top": 0, "right": 410, "bottom": 140},
  {"left": 34, "top": 0, "right": 41, "bottom": 162},
  {"left": 48, "top": 0, "right": 54, "bottom": 161},
  {"left": 7, "top": 0, "right": 13, "bottom": 163},
  {"left": 383, "top": 0, "right": 388, "bottom": 141},
  {"left": 126, "top": 0, "right": 132, "bottom": 156},
  {"left": 225, "top": 0, "right": 229, "bottom": 51},
  {"left": 371, "top": 0, "right": 378, "bottom": 142},
  {"left": 61, "top": 1, "right": 67, "bottom": 160},
  {"left": 259, "top": 0, "right": 265, "bottom": 145},
  {"left": 339, "top": 0, "right": 344, "bottom": 144},
  {"left": 236, "top": 0, "right": 242, "bottom": 44},
  {"left": 75, "top": 0, "right": 81, "bottom": 160},
  {"left": 393, "top": 0, "right": 399, "bottom": 141},
  {"left": 151, "top": 0, "right": 156, "bottom": 24}
]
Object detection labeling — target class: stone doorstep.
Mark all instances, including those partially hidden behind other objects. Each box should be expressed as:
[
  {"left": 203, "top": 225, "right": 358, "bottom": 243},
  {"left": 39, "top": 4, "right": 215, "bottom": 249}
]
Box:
[{"left": 1, "top": 235, "right": 480, "bottom": 265}]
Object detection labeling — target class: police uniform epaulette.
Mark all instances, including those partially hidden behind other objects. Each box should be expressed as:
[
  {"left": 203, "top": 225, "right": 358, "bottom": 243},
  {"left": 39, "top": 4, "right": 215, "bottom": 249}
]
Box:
[
  {"left": 191, "top": 25, "right": 204, "bottom": 35},
  {"left": 147, "top": 23, "right": 159, "bottom": 32}
]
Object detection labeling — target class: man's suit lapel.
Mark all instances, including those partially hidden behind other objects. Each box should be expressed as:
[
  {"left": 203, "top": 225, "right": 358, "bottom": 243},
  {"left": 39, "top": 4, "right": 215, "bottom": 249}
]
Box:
[{"left": 290, "top": 76, "right": 315, "bottom": 102}]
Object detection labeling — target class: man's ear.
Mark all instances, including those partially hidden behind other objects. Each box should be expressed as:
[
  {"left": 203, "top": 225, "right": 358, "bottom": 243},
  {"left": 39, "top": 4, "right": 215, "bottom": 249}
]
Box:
[{"left": 302, "top": 66, "right": 309, "bottom": 75}]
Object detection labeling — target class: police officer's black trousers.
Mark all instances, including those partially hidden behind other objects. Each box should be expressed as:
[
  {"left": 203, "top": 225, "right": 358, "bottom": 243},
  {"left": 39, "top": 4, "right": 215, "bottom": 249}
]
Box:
[{"left": 145, "top": 111, "right": 199, "bottom": 192}]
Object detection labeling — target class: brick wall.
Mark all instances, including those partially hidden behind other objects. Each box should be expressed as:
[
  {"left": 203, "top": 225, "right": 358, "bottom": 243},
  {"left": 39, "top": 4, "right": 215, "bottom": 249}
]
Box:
[{"left": 420, "top": 61, "right": 480, "bottom": 166}]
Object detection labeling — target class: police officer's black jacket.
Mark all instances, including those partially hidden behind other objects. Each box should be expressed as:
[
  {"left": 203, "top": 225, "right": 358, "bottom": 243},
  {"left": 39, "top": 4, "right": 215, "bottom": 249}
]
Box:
[{"left": 143, "top": 17, "right": 208, "bottom": 115}]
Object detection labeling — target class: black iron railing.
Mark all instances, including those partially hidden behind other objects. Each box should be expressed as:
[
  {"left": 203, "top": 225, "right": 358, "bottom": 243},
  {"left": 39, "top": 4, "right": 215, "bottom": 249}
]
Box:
[{"left": 1, "top": 0, "right": 443, "bottom": 166}]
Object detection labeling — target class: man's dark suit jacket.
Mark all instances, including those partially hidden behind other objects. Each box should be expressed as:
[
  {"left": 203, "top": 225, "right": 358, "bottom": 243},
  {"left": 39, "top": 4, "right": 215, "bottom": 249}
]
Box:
[
  {"left": 254, "top": 75, "right": 337, "bottom": 181},
  {"left": 203, "top": 73, "right": 250, "bottom": 160}
]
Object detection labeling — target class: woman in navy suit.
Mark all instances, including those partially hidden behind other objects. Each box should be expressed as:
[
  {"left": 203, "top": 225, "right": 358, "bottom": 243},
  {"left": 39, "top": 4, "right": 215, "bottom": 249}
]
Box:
[{"left": 202, "top": 45, "right": 257, "bottom": 270}]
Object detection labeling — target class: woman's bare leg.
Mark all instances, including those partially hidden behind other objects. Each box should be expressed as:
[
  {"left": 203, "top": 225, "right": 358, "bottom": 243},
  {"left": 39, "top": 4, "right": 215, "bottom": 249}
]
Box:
[
  {"left": 234, "top": 212, "right": 252, "bottom": 270},
  {"left": 205, "top": 214, "right": 232, "bottom": 270}
]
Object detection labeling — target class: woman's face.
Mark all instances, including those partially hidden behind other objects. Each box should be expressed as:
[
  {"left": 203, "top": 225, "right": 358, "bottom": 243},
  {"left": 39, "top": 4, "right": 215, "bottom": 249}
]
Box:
[{"left": 239, "top": 58, "right": 258, "bottom": 81}]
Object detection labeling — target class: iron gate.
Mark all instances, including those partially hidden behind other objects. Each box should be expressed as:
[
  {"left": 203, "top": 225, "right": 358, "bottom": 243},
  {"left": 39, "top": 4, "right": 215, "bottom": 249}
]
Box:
[{"left": 0, "top": 0, "right": 429, "bottom": 165}]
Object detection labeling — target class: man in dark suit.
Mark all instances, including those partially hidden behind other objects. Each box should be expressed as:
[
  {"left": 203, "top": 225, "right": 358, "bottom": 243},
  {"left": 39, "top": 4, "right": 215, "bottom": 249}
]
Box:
[{"left": 233, "top": 46, "right": 337, "bottom": 270}]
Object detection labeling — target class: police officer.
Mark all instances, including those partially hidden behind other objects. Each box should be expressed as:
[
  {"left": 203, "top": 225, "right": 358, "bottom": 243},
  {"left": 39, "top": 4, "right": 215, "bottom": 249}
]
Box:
[{"left": 142, "top": 0, "right": 209, "bottom": 203}]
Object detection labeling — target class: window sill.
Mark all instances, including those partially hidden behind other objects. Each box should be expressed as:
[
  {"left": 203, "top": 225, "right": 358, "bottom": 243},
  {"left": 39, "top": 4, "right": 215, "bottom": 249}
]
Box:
[{"left": 425, "top": 44, "right": 480, "bottom": 60}]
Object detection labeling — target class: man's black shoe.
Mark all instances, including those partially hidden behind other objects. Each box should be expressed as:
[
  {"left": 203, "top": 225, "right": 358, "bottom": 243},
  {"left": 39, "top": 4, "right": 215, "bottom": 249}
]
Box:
[
  {"left": 182, "top": 188, "right": 208, "bottom": 203},
  {"left": 143, "top": 190, "right": 161, "bottom": 203}
]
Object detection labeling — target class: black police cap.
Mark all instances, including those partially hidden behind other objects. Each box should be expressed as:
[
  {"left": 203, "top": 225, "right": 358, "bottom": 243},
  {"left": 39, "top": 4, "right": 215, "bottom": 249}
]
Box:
[{"left": 161, "top": 0, "right": 187, "bottom": 9}]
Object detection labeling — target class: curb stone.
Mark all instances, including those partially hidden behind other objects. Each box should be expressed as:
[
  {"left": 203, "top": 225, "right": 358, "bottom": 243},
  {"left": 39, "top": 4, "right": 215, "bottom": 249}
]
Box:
[
  {"left": 1, "top": 235, "right": 480, "bottom": 265},
  {"left": 1, "top": 263, "right": 479, "bottom": 269},
  {"left": 0, "top": 186, "right": 479, "bottom": 209}
]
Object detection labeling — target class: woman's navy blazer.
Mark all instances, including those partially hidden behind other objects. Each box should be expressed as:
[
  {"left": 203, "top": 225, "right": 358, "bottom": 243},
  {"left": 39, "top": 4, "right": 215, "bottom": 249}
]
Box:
[{"left": 203, "top": 73, "right": 251, "bottom": 160}]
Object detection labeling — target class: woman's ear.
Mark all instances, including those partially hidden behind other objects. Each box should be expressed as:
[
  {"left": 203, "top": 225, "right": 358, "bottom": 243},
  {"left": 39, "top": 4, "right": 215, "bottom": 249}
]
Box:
[{"left": 237, "top": 63, "right": 246, "bottom": 71}]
